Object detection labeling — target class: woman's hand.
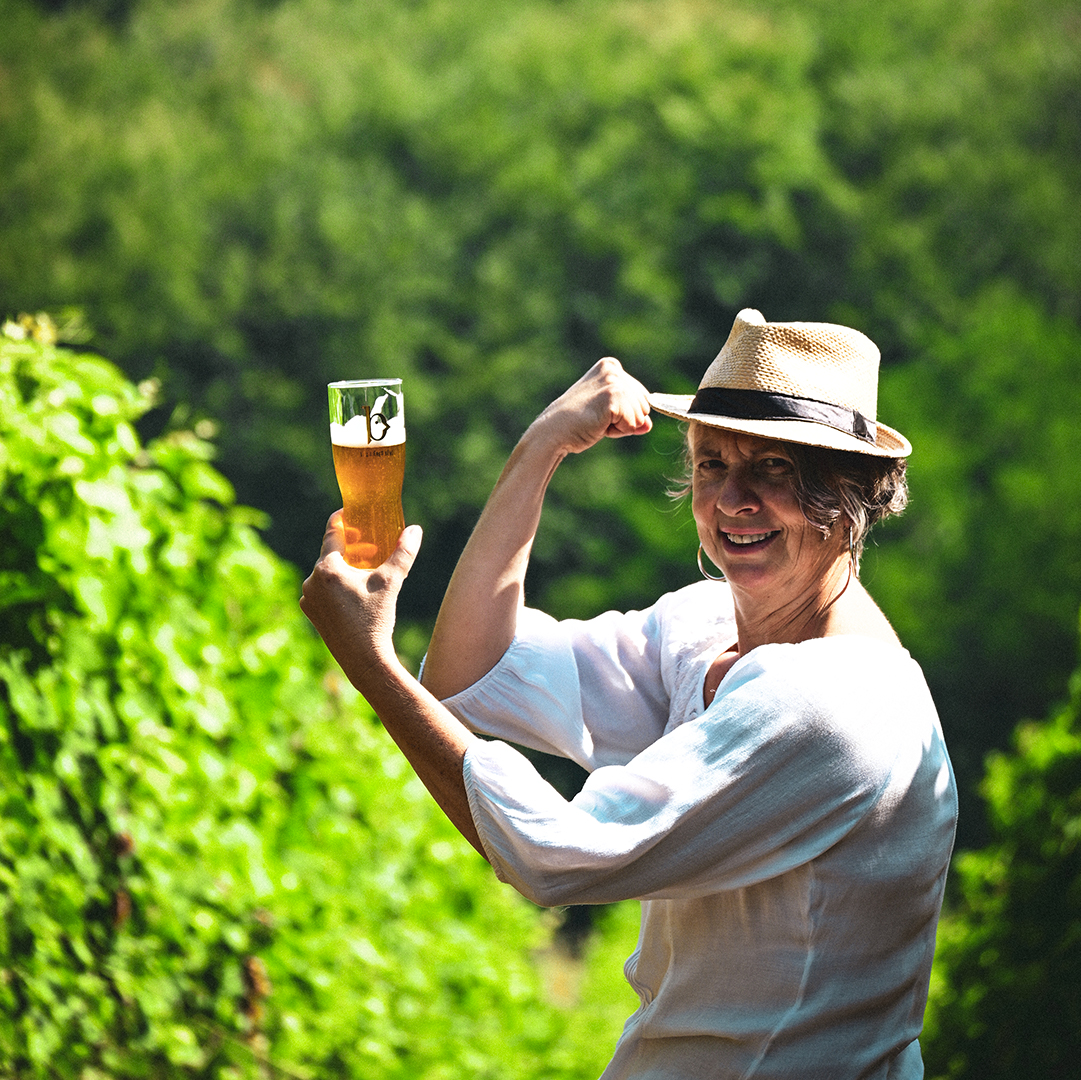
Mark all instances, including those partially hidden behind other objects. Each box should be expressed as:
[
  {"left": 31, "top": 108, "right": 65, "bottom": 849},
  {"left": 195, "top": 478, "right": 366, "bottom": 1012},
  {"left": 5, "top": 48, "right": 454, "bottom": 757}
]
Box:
[
  {"left": 529, "top": 357, "right": 653, "bottom": 459},
  {"left": 300, "top": 512, "right": 421, "bottom": 690}
]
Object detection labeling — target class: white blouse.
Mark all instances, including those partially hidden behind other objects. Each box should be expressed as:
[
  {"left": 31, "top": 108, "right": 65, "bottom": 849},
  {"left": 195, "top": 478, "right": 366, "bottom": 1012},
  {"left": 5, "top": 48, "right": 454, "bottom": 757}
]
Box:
[{"left": 441, "top": 580, "right": 957, "bottom": 1079}]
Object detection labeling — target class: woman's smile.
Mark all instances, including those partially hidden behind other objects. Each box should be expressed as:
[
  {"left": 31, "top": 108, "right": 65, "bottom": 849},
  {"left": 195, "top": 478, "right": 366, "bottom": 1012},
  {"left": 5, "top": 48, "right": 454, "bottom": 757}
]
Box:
[
  {"left": 689, "top": 425, "right": 844, "bottom": 598},
  {"left": 722, "top": 530, "right": 779, "bottom": 547}
]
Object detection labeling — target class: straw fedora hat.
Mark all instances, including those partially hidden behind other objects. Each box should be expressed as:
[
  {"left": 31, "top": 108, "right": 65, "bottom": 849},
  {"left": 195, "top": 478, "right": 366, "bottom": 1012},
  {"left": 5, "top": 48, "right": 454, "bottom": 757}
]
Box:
[{"left": 649, "top": 309, "right": 910, "bottom": 458}]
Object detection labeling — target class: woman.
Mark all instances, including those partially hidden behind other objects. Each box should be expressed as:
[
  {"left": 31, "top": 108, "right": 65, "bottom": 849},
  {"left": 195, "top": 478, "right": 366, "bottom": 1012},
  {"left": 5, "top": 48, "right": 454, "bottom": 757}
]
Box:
[{"left": 301, "top": 309, "right": 957, "bottom": 1079}]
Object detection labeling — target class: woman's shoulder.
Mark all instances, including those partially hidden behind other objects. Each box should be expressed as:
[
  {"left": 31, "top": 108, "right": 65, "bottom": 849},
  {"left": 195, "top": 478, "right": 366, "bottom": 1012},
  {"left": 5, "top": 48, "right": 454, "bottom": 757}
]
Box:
[
  {"left": 722, "top": 636, "right": 938, "bottom": 740},
  {"left": 652, "top": 579, "right": 736, "bottom": 642},
  {"left": 732, "top": 635, "right": 923, "bottom": 691},
  {"left": 705, "top": 638, "right": 942, "bottom": 795}
]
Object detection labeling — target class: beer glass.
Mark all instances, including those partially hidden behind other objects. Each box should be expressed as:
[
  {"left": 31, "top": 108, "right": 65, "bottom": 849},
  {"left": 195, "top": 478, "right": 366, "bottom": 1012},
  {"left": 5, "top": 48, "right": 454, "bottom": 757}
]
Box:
[{"left": 328, "top": 379, "right": 406, "bottom": 568}]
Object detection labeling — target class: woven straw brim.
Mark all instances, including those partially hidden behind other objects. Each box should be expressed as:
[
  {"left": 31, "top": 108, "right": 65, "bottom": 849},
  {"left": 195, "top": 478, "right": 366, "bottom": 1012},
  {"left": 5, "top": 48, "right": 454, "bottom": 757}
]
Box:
[{"left": 648, "top": 392, "right": 911, "bottom": 458}]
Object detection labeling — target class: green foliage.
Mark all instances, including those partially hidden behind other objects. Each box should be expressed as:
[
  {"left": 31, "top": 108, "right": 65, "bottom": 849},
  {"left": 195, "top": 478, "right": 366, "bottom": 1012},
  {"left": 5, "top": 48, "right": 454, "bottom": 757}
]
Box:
[
  {"left": 0, "top": 327, "right": 607, "bottom": 1078},
  {"left": 872, "top": 285, "right": 1081, "bottom": 799},
  {"left": 0, "top": 0, "right": 854, "bottom": 598},
  {"left": 4, "top": 0, "right": 1081, "bottom": 1063},
  {"left": 544, "top": 901, "right": 642, "bottom": 1079},
  {"left": 787, "top": 0, "right": 1081, "bottom": 328},
  {"left": 922, "top": 621, "right": 1081, "bottom": 1079},
  {"left": 3, "top": 1, "right": 1079, "bottom": 822}
]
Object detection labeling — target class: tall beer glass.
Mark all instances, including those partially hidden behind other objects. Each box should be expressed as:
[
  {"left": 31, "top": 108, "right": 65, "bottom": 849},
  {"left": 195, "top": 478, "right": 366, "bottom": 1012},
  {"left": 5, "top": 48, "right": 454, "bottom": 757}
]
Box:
[{"left": 328, "top": 379, "right": 406, "bottom": 568}]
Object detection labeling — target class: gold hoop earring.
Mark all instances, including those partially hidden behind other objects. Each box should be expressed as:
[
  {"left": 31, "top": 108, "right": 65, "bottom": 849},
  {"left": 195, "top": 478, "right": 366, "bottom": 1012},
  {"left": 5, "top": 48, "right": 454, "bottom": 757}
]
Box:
[{"left": 697, "top": 544, "right": 726, "bottom": 582}]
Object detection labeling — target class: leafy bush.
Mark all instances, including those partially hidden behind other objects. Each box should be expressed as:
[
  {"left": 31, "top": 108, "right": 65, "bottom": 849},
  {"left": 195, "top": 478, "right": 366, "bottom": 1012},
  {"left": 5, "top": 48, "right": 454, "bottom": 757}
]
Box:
[
  {"left": 922, "top": 619, "right": 1081, "bottom": 1079},
  {"left": 0, "top": 321, "right": 588, "bottom": 1078}
]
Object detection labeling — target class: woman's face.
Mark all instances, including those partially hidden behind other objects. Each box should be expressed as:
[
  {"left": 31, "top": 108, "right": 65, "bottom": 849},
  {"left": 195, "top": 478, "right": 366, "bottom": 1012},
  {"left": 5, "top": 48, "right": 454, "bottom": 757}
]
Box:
[{"left": 690, "top": 424, "right": 843, "bottom": 601}]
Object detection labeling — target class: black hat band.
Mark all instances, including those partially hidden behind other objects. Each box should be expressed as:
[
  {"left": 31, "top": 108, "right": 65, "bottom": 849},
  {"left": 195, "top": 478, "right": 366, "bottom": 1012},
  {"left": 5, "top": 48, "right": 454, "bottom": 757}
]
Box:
[{"left": 689, "top": 387, "right": 878, "bottom": 445}]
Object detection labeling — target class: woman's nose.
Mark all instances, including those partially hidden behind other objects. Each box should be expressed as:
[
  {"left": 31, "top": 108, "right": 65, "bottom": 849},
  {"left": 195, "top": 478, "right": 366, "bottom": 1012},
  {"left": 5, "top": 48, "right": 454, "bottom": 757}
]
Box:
[{"left": 716, "top": 470, "right": 761, "bottom": 515}]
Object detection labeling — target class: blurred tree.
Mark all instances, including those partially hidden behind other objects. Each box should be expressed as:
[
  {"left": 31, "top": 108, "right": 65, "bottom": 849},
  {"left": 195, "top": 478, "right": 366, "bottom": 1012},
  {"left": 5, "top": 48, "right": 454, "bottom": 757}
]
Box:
[
  {"left": 0, "top": 0, "right": 856, "bottom": 601},
  {"left": 2, "top": 0, "right": 1080, "bottom": 841},
  {"left": 781, "top": 0, "right": 1081, "bottom": 327},
  {"left": 921, "top": 615, "right": 1081, "bottom": 1079},
  {"left": 875, "top": 287, "right": 1081, "bottom": 835}
]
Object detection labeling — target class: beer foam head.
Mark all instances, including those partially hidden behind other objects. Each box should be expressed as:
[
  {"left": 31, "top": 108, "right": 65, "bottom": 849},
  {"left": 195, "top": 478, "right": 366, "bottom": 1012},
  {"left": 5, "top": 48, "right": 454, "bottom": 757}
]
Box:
[{"left": 331, "top": 403, "right": 406, "bottom": 447}]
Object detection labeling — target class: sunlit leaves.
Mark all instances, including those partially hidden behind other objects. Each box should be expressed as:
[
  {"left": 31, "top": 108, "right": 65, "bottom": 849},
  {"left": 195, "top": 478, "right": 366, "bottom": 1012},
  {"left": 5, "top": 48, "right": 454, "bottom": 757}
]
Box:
[{"left": 0, "top": 333, "right": 589, "bottom": 1077}]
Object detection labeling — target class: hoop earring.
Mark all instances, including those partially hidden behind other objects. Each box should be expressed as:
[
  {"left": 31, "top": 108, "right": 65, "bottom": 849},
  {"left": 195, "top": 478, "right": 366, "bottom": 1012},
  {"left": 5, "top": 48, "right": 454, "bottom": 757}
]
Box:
[
  {"left": 697, "top": 544, "right": 726, "bottom": 582},
  {"left": 847, "top": 525, "right": 860, "bottom": 580}
]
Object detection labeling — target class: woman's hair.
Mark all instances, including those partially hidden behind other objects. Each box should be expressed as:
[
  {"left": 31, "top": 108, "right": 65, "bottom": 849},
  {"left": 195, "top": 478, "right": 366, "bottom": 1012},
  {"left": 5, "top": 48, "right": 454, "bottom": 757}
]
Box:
[{"left": 672, "top": 425, "right": 908, "bottom": 569}]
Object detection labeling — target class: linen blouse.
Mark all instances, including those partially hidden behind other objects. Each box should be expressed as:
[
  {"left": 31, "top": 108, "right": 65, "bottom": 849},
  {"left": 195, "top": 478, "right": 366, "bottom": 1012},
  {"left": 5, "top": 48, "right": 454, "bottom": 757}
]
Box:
[{"left": 441, "top": 580, "right": 958, "bottom": 1079}]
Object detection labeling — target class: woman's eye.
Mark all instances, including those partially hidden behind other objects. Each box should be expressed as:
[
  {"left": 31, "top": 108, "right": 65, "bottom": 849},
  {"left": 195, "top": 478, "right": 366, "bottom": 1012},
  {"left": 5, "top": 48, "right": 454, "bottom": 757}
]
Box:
[
  {"left": 696, "top": 458, "right": 724, "bottom": 472},
  {"left": 759, "top": 457, "right": 794, "bottom": 474}
]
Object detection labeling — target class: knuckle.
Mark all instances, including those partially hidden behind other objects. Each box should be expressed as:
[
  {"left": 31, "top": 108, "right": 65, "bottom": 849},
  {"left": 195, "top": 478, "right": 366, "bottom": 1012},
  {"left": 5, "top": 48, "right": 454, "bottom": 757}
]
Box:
[{"left": 365, "top": 568, "right": 391, "bottom": 592}]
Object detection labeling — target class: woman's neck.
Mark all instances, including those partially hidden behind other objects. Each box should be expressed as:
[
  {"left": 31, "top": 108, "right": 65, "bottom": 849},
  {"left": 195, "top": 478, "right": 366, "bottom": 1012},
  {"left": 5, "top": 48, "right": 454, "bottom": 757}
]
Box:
[{"left": 730, "top": 555, "right": 898, "bottom": 653}]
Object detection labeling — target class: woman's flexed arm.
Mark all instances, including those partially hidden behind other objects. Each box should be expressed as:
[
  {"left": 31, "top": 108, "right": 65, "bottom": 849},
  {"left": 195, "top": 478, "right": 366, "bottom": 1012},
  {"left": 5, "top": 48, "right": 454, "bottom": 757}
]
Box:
[{"left": 420, "top": 358, "right": 652, "bottom": 701}]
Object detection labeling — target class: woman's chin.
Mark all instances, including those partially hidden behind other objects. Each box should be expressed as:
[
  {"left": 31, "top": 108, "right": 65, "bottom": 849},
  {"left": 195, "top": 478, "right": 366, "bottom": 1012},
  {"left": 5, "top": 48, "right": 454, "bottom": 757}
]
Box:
[{"left": 721, "top": 562, "right": 780, "bottom": 593}]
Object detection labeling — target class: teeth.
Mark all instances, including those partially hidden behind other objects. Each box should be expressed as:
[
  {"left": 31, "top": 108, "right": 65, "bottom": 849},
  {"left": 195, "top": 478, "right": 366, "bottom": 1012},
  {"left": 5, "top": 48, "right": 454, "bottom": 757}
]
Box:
[{"left": 726, "top": 532, "right": 772, "bottom": 545}]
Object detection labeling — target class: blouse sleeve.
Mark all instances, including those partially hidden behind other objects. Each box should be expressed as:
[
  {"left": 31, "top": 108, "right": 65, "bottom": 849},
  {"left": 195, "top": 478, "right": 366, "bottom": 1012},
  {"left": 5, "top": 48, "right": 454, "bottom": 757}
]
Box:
[
  {"left": 438, "top": 582, "right": 733, "bottom": 771},
  {"left": 462, "top": 640, "right": 929, "bottom": 907}
]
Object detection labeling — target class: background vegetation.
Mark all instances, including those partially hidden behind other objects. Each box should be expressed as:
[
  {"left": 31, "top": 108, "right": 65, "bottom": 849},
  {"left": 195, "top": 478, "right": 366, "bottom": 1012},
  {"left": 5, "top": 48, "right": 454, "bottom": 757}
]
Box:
[
  {"left": 2, "top": 0, "right": 1080, "bottom": 1075},
  {"left": 1, "top": 324, "right": 620, "bottom": 1077}
]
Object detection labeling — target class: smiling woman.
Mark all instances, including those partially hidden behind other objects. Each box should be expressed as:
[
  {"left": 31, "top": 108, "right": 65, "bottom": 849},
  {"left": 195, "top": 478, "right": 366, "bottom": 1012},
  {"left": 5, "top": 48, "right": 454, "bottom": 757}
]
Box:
[
  {"left": 300, "top": 309, "right": 958, "bottom": 1080},
  {"left": 680, "top": 428, "right": 909, "bottom": 571},
  {"left": 690, "top": 426, "right": 840, "bottom": 602}
]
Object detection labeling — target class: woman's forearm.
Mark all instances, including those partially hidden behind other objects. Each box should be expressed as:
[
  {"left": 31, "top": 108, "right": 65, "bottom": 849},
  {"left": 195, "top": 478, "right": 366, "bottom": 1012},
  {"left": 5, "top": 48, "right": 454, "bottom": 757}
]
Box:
[
  {"left": 299, "top": 523, "right": 486, "bottom": 857},
  {"left": 360, "top": 659, "right": 486, "bottom": 858}
]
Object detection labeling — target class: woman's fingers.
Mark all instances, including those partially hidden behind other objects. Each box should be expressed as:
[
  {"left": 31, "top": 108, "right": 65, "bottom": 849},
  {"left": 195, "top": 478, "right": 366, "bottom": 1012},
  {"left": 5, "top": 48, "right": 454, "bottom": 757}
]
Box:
[
  {"left": 592, "top": 357, "right": 652, "bottom": 438},
  {"left": 311, "top": 513, "right": 419, "bottom": 582},
  {"left": 544, "top": 357, "right": 652, "bottom": 453},
  {"left": 316, "top": 509, "right": 348, "bottom": 561},
  {"left": 365, "top": 525, "right": 423, "bottom": 593},
  {"left": 389, "top": 524, "right": 423, "bottom": 572},
  {"left": 300, "top": 523, "right": 422, "bottom": 684}
]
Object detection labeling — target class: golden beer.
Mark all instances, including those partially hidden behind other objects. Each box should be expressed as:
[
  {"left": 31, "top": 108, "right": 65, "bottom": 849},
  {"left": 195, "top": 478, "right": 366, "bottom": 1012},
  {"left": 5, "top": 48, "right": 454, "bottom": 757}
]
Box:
[
  {"left": 332, "top": 440, "right": 406, "bottom": 568},
  {"left": 328, "top": 379, "right": 406, "bottom": 568}
]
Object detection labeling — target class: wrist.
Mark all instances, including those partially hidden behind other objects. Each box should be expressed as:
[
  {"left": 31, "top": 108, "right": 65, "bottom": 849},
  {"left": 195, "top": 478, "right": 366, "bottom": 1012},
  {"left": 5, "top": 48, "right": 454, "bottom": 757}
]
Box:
[
  {"left": 520, "top": 412, "right": 573, "bottom": 463},
  {"left": 338, "top": 637, "right": 405, "bottom": 695}
]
